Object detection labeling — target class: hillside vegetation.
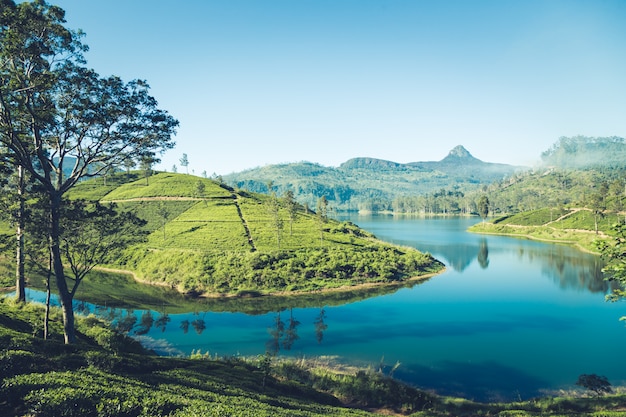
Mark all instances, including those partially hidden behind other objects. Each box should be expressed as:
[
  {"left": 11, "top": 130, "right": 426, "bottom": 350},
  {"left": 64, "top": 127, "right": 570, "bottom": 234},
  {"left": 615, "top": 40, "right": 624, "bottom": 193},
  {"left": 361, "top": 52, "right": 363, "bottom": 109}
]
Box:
[
  {"left": 468, "top": 208, "right": 623, "bottom": 253},
  {"left": 64, "top": 171, "right": 444, "bottom": 296},
  {"left": 223, "top": 145, "right": 522, "bottom": 212}
]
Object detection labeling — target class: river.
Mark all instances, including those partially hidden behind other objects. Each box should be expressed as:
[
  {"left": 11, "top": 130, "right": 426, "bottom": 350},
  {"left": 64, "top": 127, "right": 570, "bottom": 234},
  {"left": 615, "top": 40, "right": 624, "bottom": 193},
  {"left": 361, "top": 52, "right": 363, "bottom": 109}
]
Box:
[{"left": 20, "top": 215, "right": 626, "bottom": 402}]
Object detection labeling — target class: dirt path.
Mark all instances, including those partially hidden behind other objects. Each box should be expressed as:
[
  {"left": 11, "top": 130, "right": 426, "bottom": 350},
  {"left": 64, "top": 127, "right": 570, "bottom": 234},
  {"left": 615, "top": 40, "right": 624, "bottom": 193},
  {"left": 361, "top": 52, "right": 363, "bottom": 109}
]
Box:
[
  {"left": 545, "top": 207, "right": 586, "bottom": 226},
  {"left": 232, "top": 195, "right": 257, "bottom": 252}
]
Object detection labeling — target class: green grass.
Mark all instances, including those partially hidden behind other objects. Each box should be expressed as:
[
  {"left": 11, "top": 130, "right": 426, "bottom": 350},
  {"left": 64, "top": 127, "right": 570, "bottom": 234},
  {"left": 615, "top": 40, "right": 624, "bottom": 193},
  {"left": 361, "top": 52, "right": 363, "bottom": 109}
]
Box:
[
  {"left": 100, "top": 172, "right": 232, "bottom": 200},
  {"left": 494, "top": 208, "right": 572, "bottom": 226},
  {"left": 470, "top": 208, "right": 624, "bottom": 253},
  {"left": 69, "top": 172, "right": 143, "bottom": 201}
]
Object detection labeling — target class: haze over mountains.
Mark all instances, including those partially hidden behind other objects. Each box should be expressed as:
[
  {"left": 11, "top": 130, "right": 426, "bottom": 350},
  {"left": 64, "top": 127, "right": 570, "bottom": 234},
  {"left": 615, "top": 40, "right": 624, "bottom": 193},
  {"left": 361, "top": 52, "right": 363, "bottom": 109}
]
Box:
[{"left": 223, "top": 145, "right": 524, "bottom": 211}]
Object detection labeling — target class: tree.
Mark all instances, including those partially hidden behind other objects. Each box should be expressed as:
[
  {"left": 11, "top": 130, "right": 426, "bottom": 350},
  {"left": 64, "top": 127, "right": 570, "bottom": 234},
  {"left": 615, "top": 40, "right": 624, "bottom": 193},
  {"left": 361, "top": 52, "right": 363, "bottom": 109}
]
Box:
[
  {"left": 316, "top": 196, "right": 328, "bottom": 245},
  {"left": 195, "top": 179, "right": 206, "bottom": 199},
  {"left": 179, "top": 153, "right": 189, "bottom": 174},
  {"left": 283, "top": 190, "right": 298, "bottom": 236},
  {"left": 478, "top": 195, "right": 489, "bottom": 222},
  {"left": 589, "top": 182, "right": 608, "bottom": 234},
  {"left": 576, "top": 374, "right": 612, "bottom": 396},
  {"left": 157, "top": 201, "right": 170, "bottom": 241},
  {"left": 597, "top": 221, "right": 626, "bottom": 307},
  {"left": 0, "top": 0, "right": 178, "bottom": 343},
  {"left": 266, "top": 191, "right": 283, "bottom": 249},
  {"left": 140, "top": 155, "right": 158, "bottom": 186}
]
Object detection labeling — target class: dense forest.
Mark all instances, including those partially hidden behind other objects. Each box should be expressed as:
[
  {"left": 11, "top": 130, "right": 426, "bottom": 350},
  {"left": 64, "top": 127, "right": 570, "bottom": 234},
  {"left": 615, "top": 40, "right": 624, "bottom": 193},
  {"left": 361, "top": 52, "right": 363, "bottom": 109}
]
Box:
[{"left": 223, "top": 145, "right": 521, "bottom": 212}]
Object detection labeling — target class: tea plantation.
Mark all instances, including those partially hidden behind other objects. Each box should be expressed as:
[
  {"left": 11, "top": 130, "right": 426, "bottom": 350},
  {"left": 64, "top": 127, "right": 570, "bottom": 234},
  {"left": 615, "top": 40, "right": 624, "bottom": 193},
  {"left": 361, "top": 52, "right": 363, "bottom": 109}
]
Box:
[{"left": 69, "top": 171, "right": 444, "bottom": 296}]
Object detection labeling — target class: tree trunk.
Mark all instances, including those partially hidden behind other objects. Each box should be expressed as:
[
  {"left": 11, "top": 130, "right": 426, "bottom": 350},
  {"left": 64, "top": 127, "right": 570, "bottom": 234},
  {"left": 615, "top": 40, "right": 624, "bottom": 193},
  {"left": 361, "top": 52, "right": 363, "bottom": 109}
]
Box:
[
  {"left": 44, "top": 250, "right": 52, "bottom": 340},
  {"left": 49, "top": 191, "right": 76, "bottom": 344},
  {"left": 15, "top": 165, "right": 26, "bottom": 303}
]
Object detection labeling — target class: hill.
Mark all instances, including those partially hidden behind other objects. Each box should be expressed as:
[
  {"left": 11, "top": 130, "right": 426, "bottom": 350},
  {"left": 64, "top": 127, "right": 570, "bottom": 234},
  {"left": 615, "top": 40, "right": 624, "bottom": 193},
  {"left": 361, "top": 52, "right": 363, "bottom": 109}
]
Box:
[
  {"left": 63, "top": 171, "right": 444, "bottom": 296},
  {"left": 223, "top": 145, "right": 523, "bottom": 212}
]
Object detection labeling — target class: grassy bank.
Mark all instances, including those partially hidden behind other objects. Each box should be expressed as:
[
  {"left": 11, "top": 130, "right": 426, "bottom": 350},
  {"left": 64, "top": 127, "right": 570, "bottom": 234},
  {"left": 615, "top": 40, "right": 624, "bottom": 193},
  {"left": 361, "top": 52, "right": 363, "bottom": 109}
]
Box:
[
  {"left": 2, "top": 298, "right": 626, "bottom": 417},
  {"left": 468, "top": 208, "right": 622, "bottom": 254}
]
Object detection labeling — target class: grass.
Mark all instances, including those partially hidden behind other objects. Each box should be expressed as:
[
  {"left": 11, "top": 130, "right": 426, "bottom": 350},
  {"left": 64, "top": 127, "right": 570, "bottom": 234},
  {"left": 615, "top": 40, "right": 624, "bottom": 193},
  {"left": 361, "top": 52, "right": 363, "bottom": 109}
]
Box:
[
  {"left": 100, "top": 172, "right": 233, "bottom": 200},
  {"left": 470, "top": 208, "right": 623, "bottom": 253}
]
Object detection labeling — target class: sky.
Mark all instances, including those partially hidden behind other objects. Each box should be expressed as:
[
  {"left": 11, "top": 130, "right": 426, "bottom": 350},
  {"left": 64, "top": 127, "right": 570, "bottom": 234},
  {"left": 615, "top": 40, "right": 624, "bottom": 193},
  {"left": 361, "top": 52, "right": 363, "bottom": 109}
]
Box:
[{"left": 50, "top": 0, "right": 626, "bottom": 175}]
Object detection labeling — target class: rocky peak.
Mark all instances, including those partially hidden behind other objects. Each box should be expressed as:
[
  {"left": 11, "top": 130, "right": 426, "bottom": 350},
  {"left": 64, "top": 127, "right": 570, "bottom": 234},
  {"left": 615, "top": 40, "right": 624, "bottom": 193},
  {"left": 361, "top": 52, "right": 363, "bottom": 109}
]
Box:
[{"left": 447, "top": 145, "right": 473, "bottom": 158}]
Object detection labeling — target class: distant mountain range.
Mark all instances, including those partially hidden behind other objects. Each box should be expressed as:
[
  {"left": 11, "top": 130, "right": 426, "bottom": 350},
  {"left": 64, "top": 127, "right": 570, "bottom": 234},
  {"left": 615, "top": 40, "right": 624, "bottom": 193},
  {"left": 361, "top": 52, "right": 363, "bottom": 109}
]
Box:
[{"left": 223, "top": 145, "right": 525, "bottom": 211}]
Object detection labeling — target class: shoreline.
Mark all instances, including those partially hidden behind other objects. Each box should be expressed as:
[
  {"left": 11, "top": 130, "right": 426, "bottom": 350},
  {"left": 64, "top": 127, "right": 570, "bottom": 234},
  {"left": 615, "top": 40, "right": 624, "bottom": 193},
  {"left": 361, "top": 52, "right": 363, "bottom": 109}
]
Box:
[
  {"left": 94, "top": 265, "right": 447, "bottom": 299},
  {"left": 467, "top": 224, "right": 603, "bottom": 255}
]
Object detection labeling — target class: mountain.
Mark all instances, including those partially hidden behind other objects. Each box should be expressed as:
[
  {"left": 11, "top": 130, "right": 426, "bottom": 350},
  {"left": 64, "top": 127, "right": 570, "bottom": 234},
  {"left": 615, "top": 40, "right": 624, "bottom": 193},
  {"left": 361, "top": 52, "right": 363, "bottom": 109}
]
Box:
[
  {"left": 540, "top": 135, "right": 626, "bottom": 169},
  {"left": 223, "top": 145, "right": 524, "bottom": 211}
]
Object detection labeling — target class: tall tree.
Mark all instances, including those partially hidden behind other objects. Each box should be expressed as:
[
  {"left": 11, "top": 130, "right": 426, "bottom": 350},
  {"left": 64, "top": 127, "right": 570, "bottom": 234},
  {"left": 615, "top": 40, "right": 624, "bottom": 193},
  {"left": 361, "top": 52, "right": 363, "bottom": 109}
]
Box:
[
  {"left": 477, "top": 195, "right": 489, "bottom": 222},
  {"left": 283, "top": 190, "right": 298, "bottom": 236},
  {"left": 266, "top": 191, "right": 283, "bottom": 249},
  {"left": 0, "top": 0, "right": 177, "bottom": 343},
  {"left": 179, "top": 153, "right": 189, "bottom": 174},
  {"left": 316, "top": 196, "right": 328, "bottom": 245}
]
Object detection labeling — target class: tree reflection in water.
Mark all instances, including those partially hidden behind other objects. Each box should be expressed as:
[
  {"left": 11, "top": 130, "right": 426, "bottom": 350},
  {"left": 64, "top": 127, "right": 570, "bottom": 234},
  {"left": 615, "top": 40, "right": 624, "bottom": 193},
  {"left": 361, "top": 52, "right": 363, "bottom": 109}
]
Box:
[
  {"left": 314, "top": 308, "right": 328, "bottom": 344},
  {"left": 282, "top": 309, "right": 300, "bottom": 350},
  {"left": 180, "top": 319, "right": 190, "bottom": 334},
  {"left": 154, "top": 312, "right": 170, "bottom": 332},
  {"left": 135, "top": 310, "right": 154, "bottom": 335},
  {"left": 477, "top": 238, "right": 489, "bottom": 269}
]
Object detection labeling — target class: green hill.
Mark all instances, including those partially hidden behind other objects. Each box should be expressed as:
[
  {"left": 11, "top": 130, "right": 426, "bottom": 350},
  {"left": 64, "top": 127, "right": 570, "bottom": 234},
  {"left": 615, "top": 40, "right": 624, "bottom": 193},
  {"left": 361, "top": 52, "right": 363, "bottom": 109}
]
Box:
[{"left": 65, "top": 171, "right": 444, "bottom": 296}]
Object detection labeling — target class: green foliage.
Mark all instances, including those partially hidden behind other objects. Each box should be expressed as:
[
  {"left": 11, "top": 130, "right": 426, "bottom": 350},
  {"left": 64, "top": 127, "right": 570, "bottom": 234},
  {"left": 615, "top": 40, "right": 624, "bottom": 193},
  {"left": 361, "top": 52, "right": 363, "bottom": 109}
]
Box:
[
  {"left": 576, "top": 374, "right": 613, "bottom": 396},
  {"left": 597, "top": 221, "right": 626, "bottom": 306},
  {"left": 224, "top": 148, "right": 519, "bottom": 211}
]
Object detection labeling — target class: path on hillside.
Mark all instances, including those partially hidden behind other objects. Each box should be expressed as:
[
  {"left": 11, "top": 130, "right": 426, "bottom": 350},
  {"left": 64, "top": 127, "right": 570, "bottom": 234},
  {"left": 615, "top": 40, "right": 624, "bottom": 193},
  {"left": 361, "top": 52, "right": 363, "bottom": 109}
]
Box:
[
  {"left": 232, "top": 195, "right": 257, "bottom": 252},
  {"left": 545, "top": 207, "right": 585, "bottom": 226}
]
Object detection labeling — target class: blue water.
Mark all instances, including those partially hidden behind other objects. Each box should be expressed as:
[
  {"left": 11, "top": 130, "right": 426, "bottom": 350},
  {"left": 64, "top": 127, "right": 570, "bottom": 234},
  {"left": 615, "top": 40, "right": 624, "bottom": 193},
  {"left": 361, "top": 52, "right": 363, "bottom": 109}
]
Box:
[{"left": 22, "top": 215, "right": 626, "bottom": 402}]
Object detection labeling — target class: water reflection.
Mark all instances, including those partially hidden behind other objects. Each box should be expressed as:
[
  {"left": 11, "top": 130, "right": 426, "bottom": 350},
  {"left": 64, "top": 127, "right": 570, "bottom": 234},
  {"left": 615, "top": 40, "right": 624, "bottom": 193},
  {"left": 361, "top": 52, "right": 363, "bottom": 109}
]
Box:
[
  {"left": 191, "top": 317, "right": 206, "bottom": 335},
  {"left": 314, "top": 308, "right": 328, "bottom": 344},
  {"left": 136, "top": 311, "right": 154, "bottom": 335},
  {"left": 477, "top": 238, "right": 489, "bottom": 269}
]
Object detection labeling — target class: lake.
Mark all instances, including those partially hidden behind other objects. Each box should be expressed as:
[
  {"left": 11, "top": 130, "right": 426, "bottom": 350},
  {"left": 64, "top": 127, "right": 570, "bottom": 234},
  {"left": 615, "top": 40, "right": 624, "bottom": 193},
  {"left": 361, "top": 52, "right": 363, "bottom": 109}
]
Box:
[{"left": 21, "top": 215, "right": 626, "bottom": 402}]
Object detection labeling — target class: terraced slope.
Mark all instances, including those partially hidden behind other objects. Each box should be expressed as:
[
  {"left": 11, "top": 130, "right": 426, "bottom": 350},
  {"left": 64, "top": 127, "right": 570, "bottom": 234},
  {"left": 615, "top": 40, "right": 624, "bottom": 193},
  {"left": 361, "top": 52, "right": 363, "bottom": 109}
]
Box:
[{"left": 67, "top": 172, "right": 444, "bottom": 296}]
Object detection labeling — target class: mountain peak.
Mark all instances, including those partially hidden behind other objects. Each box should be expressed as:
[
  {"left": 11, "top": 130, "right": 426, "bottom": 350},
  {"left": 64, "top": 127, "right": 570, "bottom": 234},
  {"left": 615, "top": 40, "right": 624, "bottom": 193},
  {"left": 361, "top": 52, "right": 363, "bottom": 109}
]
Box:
[
  {"left": 447, "top": 145, "right": 473, "bottom": 158},
  {"left": 439, "top": 145, "right": 482, "bottom": 165}
]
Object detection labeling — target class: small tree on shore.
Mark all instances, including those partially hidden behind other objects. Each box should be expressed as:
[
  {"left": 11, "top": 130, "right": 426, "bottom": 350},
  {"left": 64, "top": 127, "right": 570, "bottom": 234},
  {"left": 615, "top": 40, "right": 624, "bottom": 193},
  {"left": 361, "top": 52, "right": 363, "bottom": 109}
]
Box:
[
  {"left": 576, "top": 374, "right": 612, "bottom": 396},
  {"left": 478, "top": 195, "right": 489, "bottom": 222}
]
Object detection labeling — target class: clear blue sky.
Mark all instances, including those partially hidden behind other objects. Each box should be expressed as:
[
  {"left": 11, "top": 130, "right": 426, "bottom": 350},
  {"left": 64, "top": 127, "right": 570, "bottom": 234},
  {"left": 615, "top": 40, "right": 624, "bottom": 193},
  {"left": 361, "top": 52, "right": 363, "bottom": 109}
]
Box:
[{"left": 51, "top": 0, "right": 626, "bottom": 175}]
